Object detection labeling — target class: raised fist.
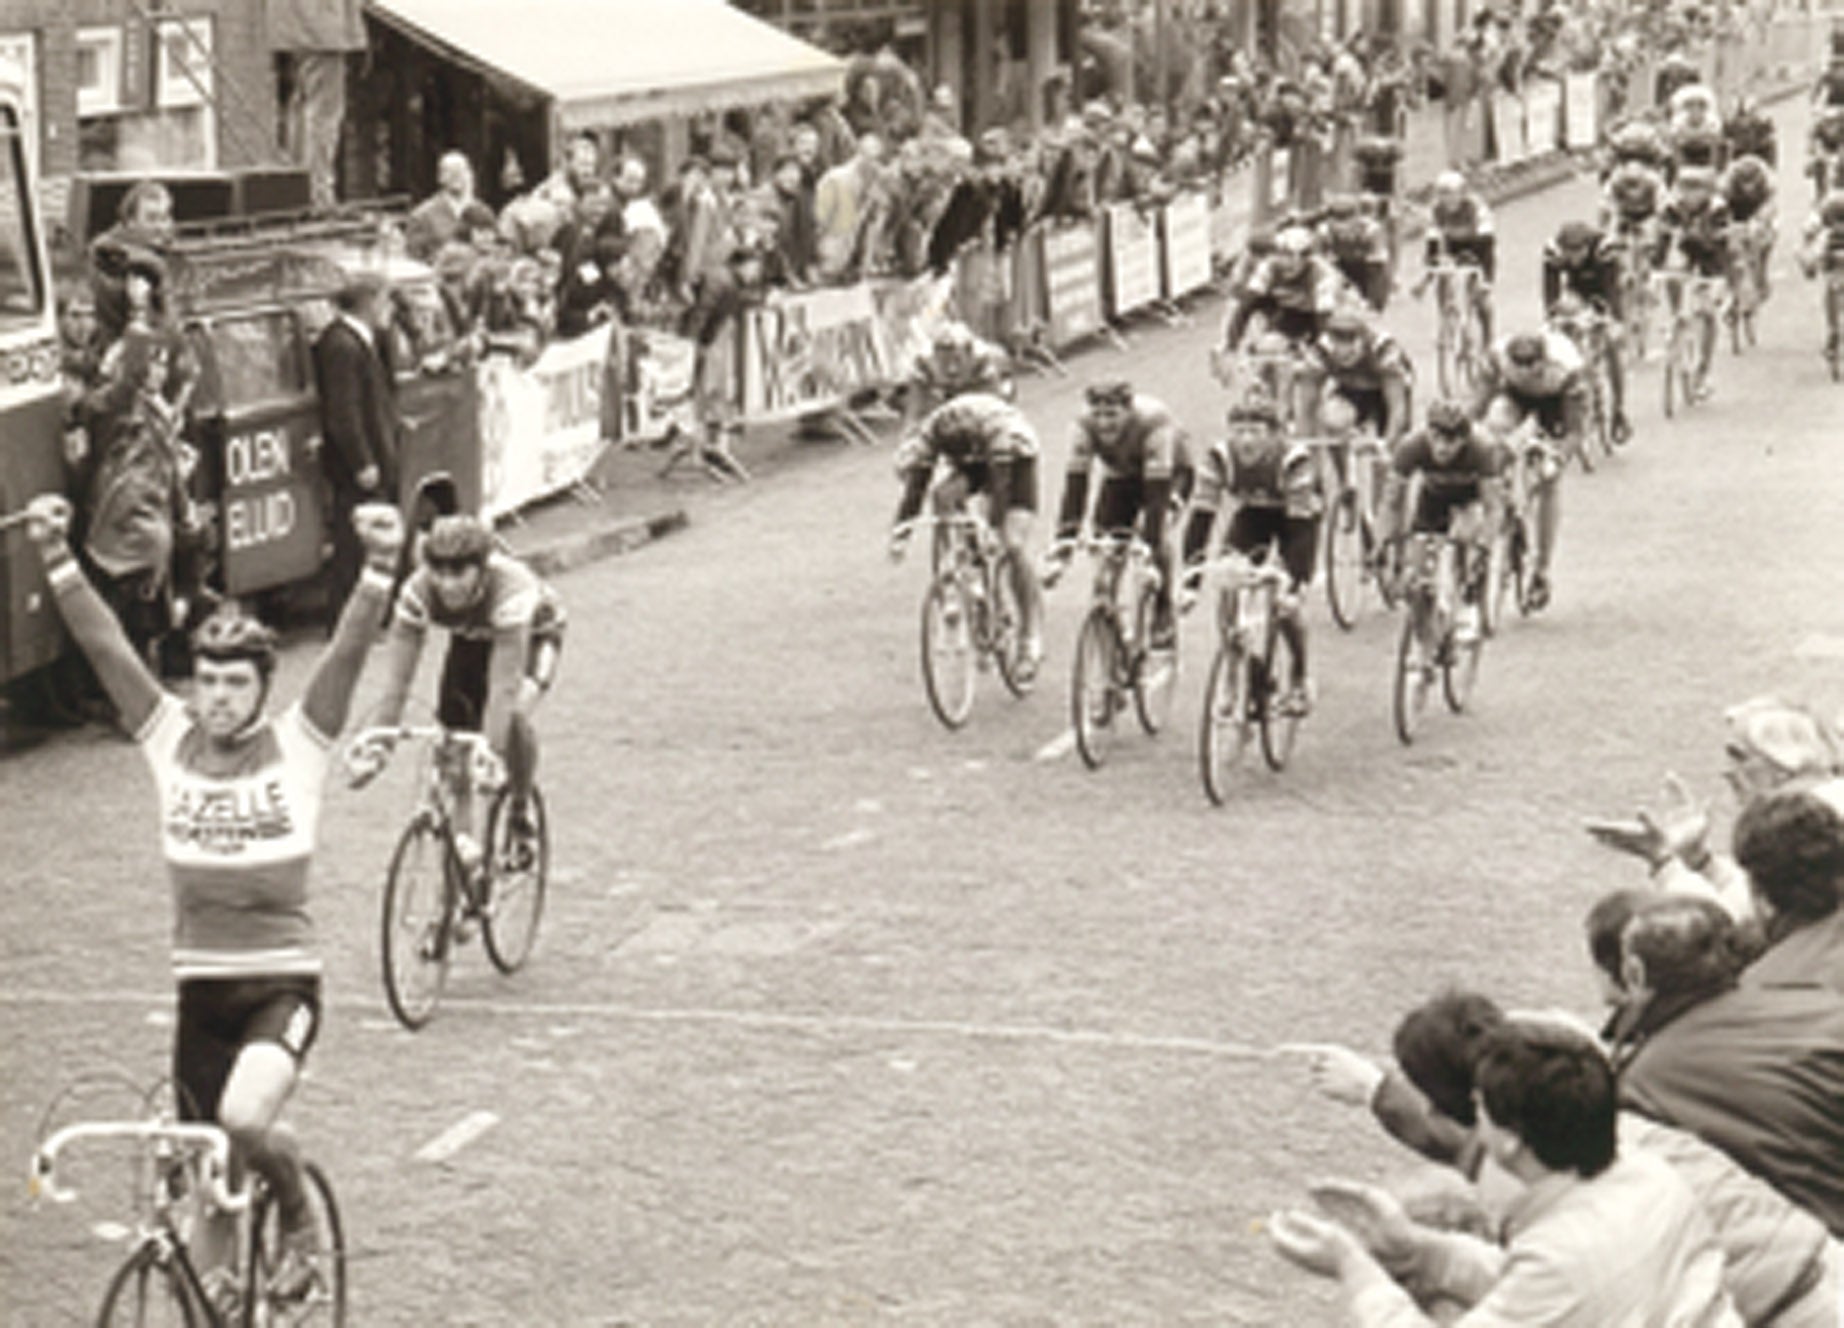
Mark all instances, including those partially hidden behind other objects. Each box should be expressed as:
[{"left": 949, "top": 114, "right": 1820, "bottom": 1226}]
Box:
[
  {"left": 353, "top": 502, "right": 405, "bottom": 570},
  {"left": 24, "top": 494, "right": 73, "bottom": 553}
]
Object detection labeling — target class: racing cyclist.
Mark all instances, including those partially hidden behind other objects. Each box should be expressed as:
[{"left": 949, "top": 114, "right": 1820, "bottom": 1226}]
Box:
[
  {"left": 1666, "top": 83, "right": 1729, "bottom": 174},
  {"left": 1800, "top": 188, "right": 1844, "bottom": 356},
  {"left": 1422, "top": 170, "right": 1497, "bottom": 344},
  {"left": 1722, "top": 154, "right": 1778, "bottom": 302},
  {"left": 20, "top": 493, "right": 404, "bottom": 1308},
  {"left": 1301, "top": 307, "right": 1412, "bottom": 537},
  {"left": 1651, "top": 165, "right": 1732, "bottom": 396},
  {"left": 1809, "top": 105, "right": 1844, "bottom": 201},
  {"left": 888, "top": 390, "right": 1045, "bottom": 675},
  {"left": 1723, "top": 94, "right": 1777, "bottom": 168},
  {"left": 1541, "top": 221, "right": 1630, "bottom": 443},
  {"left": 1180, "top": 389, "right": 1323, "bottom": 714},
  {"left": 354, "top": 514, "right": 566, "bottom": 886},
  {"left": 1046, "top": 382, "right": 1195, "bottom": 651},
  {"left": 1380, "top": 400, "right": 1506, "bottom": 644},
  {"left": 1470, "top": 331, "right": 1586, "bottom": 612},
  {"left": 1217, "top": 223, "right": 1345, "bottom": 362},
  {"left": 1316, "top": 193, "right": 1391, "bottom": 311},
  {"left": 903, "top": 321, "right": 1012, "bottom": 430}
]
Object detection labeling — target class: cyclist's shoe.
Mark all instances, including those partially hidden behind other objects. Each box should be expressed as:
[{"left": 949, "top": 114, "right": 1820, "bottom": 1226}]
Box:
[
  {"left": 1610, "top": 412, "right": 1632, "bottom": 445},
  {"left": 269, "top": 1225, "right": 325, "bottom": 1304},
  {"left": 1527, "top": 571, "right": 1552, "bottom": 612},
  {"left": 202, "top": 1268, "right": 243, "bottom": 1321},
  {"left": 1149, "top": 607, "right": 1178, "bottom": 653},
  {"left": 499, "top": 803, "right": 539, "bottom": 876},
  {"left": 1278, "top": 679, "right": 1316, "bottom": 718},
  {"left": 1014, "top": 632, "right": 1044, "bottom": 683}
]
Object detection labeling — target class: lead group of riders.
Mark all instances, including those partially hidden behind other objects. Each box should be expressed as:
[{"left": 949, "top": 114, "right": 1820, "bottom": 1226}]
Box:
[{"left": 890, "top": 69, "right": 1844, "bottom": 721}]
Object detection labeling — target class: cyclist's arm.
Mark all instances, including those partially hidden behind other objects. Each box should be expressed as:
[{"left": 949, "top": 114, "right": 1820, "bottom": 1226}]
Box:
[
  {"left": 370, "top": 615, "right": 426, "bottom": 730},
  {"left": 1540, "top": 258, "right": 1563, "bottom": 312},
  {"left": 892, "top": 428, "right": 937, "bottom": 525},
  {"left": 40, "top": 549, "right": 162, "bottom": 736},
  {"left": 1182, "top": 457, "right": 1226, "bottom": 564},
  {"left": 1055, "top": 425, "right": 1096, "bottom": 539},
  {"left": 1219, "top": 292, "right": 1258, "bottom": 352},
  {"left": 481, "top": 622, "right": 530, "bottom": 755},
  {"left": 301, "top": 566, "right": 395, "bottom": 740},
  {"left": 1381, "top": 371, "right": 1412, "bottom": 448}
]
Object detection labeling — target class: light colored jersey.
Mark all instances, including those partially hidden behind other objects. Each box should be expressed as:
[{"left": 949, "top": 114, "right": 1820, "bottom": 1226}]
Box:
[
  {"left": 137, "top": 696, "right": 332, "bottom": 979},
  {"left": 396, "top": 552, "right": 548, "bottom": 642}
]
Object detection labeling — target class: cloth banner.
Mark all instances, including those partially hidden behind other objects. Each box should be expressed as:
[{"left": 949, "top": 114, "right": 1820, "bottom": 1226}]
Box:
[
  {"left": 868, "top": 273, "right": 956, "bottom": 383},
  {"left": 1104, "top": 203, "right": 1162, "bottom": 320},
  {"left": 1209, "top": 163, "right": 1255, "bottom": 264},
  {"left": 1160, "top": 192, "right": 1213, "bottom": 299},
  {"left": 1523, "top": 80, "right": 1561, "bottom": 157},
  {"left": 738, "top": 283, "right": 892, "bottom": 423},
  {"left": 621, "top": 327, "right": 698, "bottom": 444},
  {"left": 1490, "top": 91, "right": 1527, "bottom": 164},
  {"left": 1042, "top": 221, "right": 1103, "bottom": 349},
  {"left": 477, "top": 322, "right": 614, "bottom": 520},
  {"left": 1562, "top": 73, "right": 1598, "bottom": 150}
]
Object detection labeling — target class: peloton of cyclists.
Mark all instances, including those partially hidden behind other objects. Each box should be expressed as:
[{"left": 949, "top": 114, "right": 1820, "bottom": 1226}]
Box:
[
  {"left": 1423, "top": 170, "right": 1498, "bottom": 344},
  {"left": 1180, "top": 387, "right": 1323, "bottom": 716},
  {"left": 1541, "top": 220, "right": 1631, "bottom": 444}
]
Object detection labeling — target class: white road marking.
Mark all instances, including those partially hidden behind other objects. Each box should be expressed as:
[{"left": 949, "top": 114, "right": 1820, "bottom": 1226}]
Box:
[
  {"left": 0, "top": 988, "right": 1277, "bottom": 1061},
  {"left": 414, "top": 1109, "right": 500, "bottom": 1163},
  {"left": 1034, "top": 729, "right": 1077, "bottom": 762}
]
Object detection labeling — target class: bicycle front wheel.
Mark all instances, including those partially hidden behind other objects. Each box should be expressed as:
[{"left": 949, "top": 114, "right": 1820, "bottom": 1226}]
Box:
[
  {"left": 1259, "top": 622, "right": 1301, "bottom": 772},
  {"left": 989, "top": 551, "right": 1035, "bottom": 700},
  {"left": 1200, "top": 640, "right": 1259, "bottom": 804},
  {"left": 1072, "top": 607, "right": 1123, "bottom": 771},
  {"left": 249, "top": 1160, "right": 347, "bottom": 1326},
  {"left": 920, "top": 575, "right": 978, "bottom": 729},
  {"left": 1131, "top": 579, "right": 1176, "bottom": 736},
  {"left": 1324, "top": 488, "right": 1370, "bottom": 630},
  {"left": 1436, "top": 317, "right": 1459, "bottom": 398},
  {"left": 1393, "top": 605, "right": 1435, "bottom": 745},
  {"left": 96, "top": 1244, "right": 198, "bottom": 1326},
  {"left": 1662, "top": 326, "right": 1680, "bottom": 418},
  {"left": 1442, "top": 620, "right": 1483, "bottom": 715},
  {"left": 380, "top": 816, "right": 454, "bottom": 1031},
  {"left": 483, "top": 785, "right": 549, "bottom": 975}
]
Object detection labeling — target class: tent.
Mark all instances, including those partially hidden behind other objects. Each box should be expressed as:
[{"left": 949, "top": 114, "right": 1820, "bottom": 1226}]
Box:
[{"left": 366, "top": 0, "right": 846, "bottom": 130}]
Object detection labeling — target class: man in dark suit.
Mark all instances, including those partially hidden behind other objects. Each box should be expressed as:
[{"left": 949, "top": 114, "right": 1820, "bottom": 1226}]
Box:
[{"left": 312, "top": 273, "right": 399, "bottom": 627}]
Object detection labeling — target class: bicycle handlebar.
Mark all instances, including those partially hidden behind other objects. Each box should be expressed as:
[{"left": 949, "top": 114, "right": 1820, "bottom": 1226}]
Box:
[
  {"left": 31, "top": 1120, "right": 248, "bottom": 1213},
  {"left": 1180, "top": 551, "right": 1291, "bottom": 594},
  {"left": 344, "top": 725, "right": 503, "bottom": 791}
]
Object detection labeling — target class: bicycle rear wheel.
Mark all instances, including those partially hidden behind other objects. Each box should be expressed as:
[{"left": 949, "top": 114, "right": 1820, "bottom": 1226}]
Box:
[
  {"left": 1258, "top": 623, "right": 1300, "bottom": 772},
  {"left": 1324, "top": 488, "right": 1370, "bottom": 631},
  {"left": 249, "top": 1161, "right": 347, "bottom": 1327},
  {"left": 380, "top": 816, "right": 454, "bottom": 1031},
  {"left": 1393, "top": 604, "right": 1435, "bottom": 745},
  {"left": 1130, "top": 579, "right": 1176, "bottom": 735},
  {"left": 989, "top": 551, "right": 1035, "bottom": 699},
  {"left": 1072, "top": 607, "right": 1123, "bottom": 771},
  {"left": 96, "top": 1244, "right": 198, "bottom": 1326},
  {"left": 483, "top": 785, "right": 549, "bottom": 975},
  {"left": 920, "top": 575, "right": 977, "bottom": 729},
  {"left": 1442, "top": 617, "right": 1483, "bottom": 715},
  {"left": 1199, "top": 639, "right": 1256, "bottom": 805}
]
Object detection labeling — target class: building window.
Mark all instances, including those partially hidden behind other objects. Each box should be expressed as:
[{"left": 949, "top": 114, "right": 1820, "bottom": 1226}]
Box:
[
  {"left": 76, "top": 26, "right": 122, "bottom": 116},
  {"left": 156, "top": 17, "right": 214, "bottom": 110}
]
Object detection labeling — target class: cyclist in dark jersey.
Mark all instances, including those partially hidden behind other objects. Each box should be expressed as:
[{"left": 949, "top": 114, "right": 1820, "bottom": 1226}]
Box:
[{"left": 1382, "top": 400, "right": 1505, "bottom": 643}]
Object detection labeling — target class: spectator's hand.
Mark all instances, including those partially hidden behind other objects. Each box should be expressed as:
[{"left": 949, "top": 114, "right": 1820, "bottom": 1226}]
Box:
[
  {"left": 1267, "top": 1208, "right": 1364, "bottom": 1279},
  {"left": 1306, "top": 1178, "right": 1419, "bottom": 1268},
  {"left": 353, "top": 502, "right": 405, "bottom": 572},
  {"left": 23, "top": 494, "right": 73, "bottom": 555},
  {"left": 356, "top": 464, "right": 382, "bottom": 493},
  {"left": 1276, "top": 1041, "right": 1386, "bottom": 1107}
]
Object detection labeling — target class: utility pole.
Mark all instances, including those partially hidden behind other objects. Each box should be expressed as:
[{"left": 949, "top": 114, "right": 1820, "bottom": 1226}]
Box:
[{"left": 1154, "top": 0, "right": 1171, "bottom": 113}]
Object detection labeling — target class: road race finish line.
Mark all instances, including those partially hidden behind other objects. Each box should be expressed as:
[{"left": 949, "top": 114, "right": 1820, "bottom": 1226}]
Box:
[{"left": 414, "top": 1110, "right": 500, "bottom": 1163}]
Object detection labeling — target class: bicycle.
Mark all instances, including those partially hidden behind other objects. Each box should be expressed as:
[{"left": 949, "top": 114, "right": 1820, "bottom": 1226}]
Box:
[
  {"left": 1049, "top": 531, "right": 1175, "bottom": 771},
  {"left": 1481, "top": 422, "right": 1558, "bottom": 635},
  {"left": 31, "top": 1090, "right": 346, "bottom": 1325},
  {"left": 1608, "top": 224, "right": 1656, "bottom": 362},
  {"left": 1318, "top": 430, "right": 1394, "bottom": 630},
  {"left": 1546, "top": 304, "right": 1616, "bottom": 470},
  {"left": 1417, "top": 255, "right": 1488, "bottom": 398},
  {"left": 1725, "top": 220, "right": 1765, "bottom": 353},
  {"left": 1388, "top": 529, "right": 1485, "bottom": 745},
  {"left": 347, "top": 724, "right": 550, "bottom": 1030},
  {"left": 896, "top": 511, "right": 1035, "bottom": 729},
  {"left": 1186, "top": 549, "right": 1303, "bottom": 804},
  {"left": 1653, "top": 269, "right": 1723, "bottom": 416},
  {"left": 1810, "top": 258, "right": 1844, "bottom": 381},
  {"left": 1218, "top": 337, "right": 1311, "bottom": 430}
]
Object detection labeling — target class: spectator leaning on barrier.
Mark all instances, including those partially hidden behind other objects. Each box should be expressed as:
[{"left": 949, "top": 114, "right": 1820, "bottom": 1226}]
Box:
[{"left": 815, "top": 132, "right": 886, "bottom": 283}]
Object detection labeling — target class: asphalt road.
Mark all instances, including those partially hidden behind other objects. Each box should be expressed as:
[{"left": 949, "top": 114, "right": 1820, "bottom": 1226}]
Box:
[{"left": 5, "top": 97, "right": 1844, "bottom": 1325}]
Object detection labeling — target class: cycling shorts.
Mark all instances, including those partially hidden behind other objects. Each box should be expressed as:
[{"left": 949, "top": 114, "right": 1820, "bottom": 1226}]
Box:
[
  {"left": 1412, "top": 487, "right": 1484, "bottom": 536},
  {"left": 1329, "top": 384, "right": 1394, "bottom": 434},
  {"left": 175, "top": 976, "right": 321, "bottom": 1123},
  {"left": 1225, "top": 505, "right": 1319, "bottom": 589},
  {"left": 1091, "top": 462, "right": 1196, "bottom": 534},
  {"left": 439, "top": 626, "right": 567, "bottom": 729},
  {"left": 953, "top": 454, "right": 1040, "bottom": 517},
  {"left": 1494, "top": 389, "right": 1571, "bottom": 441}
]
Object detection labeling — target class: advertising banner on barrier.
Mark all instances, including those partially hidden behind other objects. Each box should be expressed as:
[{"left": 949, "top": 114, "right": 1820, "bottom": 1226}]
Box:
[
  {"left": 1209, "top": 162, "right": 1255, "bottom": 263},
  {"left": 1491, "top": 91, "right": 1527, "bottom": 163},
  {"left": 739, "top": 283, "right": 892, "bottom": 422},
  {"left": 478, "top": 322, "right": 614, "bottom": 520},
  {"left": 1104, "top": 203, "right": 1162, "bottom": 319},
  {"left": 1563, "top": 73, "right": 1598, "bottom": 150},
  {"left": 620, "top": 327, "right": 698, "bottom": 445},
  {"left": 1160, "top": 192, "right": 1214, "bottom": 299},
  {"left": 1524, "top": 80, "right": 1562, "bottom": 156},
  {"left": 1042, "top": 222, "right": 1103, "bottom": 349},
  {"left": 868, "top": 273, "right": 955, "bottom": 382}
]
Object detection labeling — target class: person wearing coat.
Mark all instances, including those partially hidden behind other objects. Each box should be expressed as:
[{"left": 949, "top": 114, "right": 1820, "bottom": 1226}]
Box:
[{"left": 311, "top": 273, "right": 399, "bottom": 626}]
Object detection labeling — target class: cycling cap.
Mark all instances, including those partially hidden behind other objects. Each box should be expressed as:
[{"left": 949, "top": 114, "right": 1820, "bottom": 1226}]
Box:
[
  {"left": 1425, "top": 399, "right": 1471, "bottom": 436},
  {"left": 1724, "top": 696, "right": 1843, "bottom": 777},
  {"left": 1505, "top": 333, "right": 1546, "bottom": 365},
  {"left": 1613, "top": 123, "right": 1655, "bottom": 150},
  {"left": 1085, "top": 380, "right": 1133, "bottom": 408},
  {"left": 1556, "top": 220, "right": 1599, "bottom": 251},
  {"left": 1324, "top": 306, "right": 1368, "bottom": 337},
  {"left": 192, "top": 604, "right": 279, "bottom": 676},
  {"left": 423, "top": 513, "right": 493, "bottom": 566},
  {"left": 1227, "top": 388, "right": 1281, "bottom": 426}
]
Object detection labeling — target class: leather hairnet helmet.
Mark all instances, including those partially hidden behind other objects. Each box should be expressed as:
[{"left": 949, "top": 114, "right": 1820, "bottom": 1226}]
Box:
[
  {"left": 192, "top": 605, "right": 279, "bottom": 678},
  {"left": 423, "top": 513, "right": 493, "bottom": 566}
]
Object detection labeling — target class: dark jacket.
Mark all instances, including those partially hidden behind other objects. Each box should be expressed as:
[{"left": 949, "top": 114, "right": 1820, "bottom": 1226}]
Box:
[{"left": 311, "top": 317, "right": 397, "bottom": 496}]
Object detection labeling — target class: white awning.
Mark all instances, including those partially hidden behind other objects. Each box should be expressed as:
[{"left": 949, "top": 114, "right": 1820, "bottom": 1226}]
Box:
[{"left": 366, "top": 0, "right": 845, "bottom": 129}]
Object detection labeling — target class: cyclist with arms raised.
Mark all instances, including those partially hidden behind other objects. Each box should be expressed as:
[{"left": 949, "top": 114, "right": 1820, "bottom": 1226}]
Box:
[
  {"left": 1380, "top": 400, "right": 1505, "bottom": 644},
  {"left": 20, "top": 492, "right": 404, "bottom": 1310},
  {"left": 1046, "top": 382, "right": 1195, "bottom": 651},
  {"left": 1470, "top": 330, "right": 1585, "bottom": 612},
  {"left": 1541, "top": 220, "right": 1631, "bottom": 443},
  {"left": 353, "top": 514, "right": 565, "bottom": 883},
  {"left": 1180, "top": 388, "right": 1322, "bottom": 714},
  {"left": 888, "top": 390, "right": 1045, "bottom": 676}
]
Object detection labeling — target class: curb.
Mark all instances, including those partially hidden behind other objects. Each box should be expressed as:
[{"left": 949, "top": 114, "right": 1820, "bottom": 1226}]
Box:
[{"left": 516, "top": 508, "right": 690, "bottom": 578}]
